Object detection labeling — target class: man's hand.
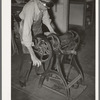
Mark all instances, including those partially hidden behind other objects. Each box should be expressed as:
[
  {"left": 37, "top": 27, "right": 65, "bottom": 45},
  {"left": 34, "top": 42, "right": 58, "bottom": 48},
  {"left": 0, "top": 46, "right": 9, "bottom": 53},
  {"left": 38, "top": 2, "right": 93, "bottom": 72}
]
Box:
[
  {"left": 27, "top": 46, "right": 41, "bottom": 67},
  {"left": 31, "top": 55, "right": 41, "bottom": 67},
  {"left": 67, "top": 50, "right": 77, "bottom": 55},
  {"left": 44, "top": 32, "right": 56, "bottom": 36}
]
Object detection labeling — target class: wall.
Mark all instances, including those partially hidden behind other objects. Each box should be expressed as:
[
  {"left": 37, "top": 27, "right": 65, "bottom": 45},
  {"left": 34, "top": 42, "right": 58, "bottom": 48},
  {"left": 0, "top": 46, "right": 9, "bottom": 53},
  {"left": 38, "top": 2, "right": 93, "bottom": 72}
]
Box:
[
  {"left": 69, "top": 3, "right": 84, "bottom": 26},
  {"left": 52, "top": 0, "right": 69, "bottom": 33}
]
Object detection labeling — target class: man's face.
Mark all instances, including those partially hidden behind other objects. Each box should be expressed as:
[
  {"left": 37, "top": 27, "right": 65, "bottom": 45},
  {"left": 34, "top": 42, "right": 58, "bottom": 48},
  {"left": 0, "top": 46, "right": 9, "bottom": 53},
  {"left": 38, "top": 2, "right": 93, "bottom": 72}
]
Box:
[{"left": 38, "top": 1, "right": 49, "bottom": 11}]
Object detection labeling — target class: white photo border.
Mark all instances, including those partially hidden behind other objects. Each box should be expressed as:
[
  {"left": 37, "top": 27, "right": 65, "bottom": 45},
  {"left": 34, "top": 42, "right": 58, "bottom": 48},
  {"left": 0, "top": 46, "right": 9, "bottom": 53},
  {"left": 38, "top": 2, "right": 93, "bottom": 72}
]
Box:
[
  {"left": 96, "top": 0, "right": 99, "bottom": 100},
  {"left": 2, "top": 0, "right": 11, "bottom": 100}
]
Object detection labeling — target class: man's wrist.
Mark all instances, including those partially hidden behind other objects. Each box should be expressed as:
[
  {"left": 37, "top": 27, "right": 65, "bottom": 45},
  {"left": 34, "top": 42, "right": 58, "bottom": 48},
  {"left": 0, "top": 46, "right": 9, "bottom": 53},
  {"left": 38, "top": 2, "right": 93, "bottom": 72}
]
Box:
[{"left": 27, "top": 46, "right": 35, "bottom": 55}]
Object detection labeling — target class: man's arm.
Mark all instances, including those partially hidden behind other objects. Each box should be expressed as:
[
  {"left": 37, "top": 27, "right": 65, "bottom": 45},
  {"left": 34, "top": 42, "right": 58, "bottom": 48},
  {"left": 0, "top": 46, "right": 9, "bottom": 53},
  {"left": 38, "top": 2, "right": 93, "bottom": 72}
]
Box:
[
  {"left": 42, "top": 10, "right": 56, "bottom": 34},
  {"left": 19, "top": 2, "right": 41, "bottom": 67}
]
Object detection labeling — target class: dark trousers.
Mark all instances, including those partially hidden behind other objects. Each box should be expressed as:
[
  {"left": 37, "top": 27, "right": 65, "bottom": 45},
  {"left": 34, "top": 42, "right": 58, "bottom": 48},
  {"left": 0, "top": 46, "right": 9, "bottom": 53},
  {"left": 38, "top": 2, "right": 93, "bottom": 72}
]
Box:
[{"left": 19, "top": 54, "right": 44, "bottom": 83}]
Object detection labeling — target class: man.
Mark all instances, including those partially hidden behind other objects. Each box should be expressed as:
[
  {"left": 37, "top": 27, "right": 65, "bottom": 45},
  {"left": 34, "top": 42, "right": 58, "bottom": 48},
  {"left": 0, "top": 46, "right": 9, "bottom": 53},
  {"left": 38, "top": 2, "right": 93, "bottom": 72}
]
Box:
[{"left": 19, "top": 0, "right": 55, "bottom": 87}]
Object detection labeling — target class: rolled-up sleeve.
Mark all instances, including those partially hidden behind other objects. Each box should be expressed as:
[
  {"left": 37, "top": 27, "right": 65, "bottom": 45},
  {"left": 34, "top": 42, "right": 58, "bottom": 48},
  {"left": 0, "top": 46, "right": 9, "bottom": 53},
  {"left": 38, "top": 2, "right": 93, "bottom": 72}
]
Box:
[
  {"left": 42, "top": 10, "right": 55, "bottom": 33},
  {"left": 19, "top": 2, "right": 35, "bottom": 47},
  {"left": 42, "top": 10, "right": 51, "bottom": 26}
]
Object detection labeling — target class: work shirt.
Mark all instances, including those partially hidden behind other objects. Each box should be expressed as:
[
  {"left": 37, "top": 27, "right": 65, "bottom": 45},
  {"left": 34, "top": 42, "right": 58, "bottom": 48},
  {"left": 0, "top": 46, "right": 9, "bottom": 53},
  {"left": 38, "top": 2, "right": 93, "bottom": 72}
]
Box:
[{"left": 19, "top": 0, "right": 51, "bottom": 48}]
